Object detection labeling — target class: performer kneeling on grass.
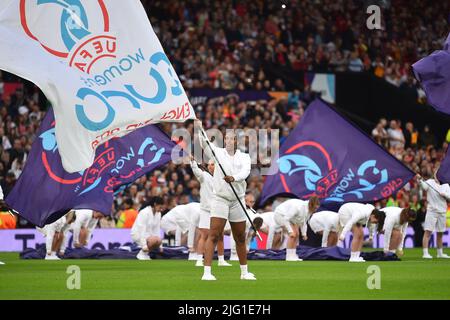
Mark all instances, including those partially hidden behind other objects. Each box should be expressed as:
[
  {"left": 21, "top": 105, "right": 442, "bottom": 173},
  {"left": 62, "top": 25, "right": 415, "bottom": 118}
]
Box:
[
  {"left": 197, "top": 120, "right": 255, "bottom": 281},
  {"left": 36, "top": 210, "right": 76, "bottom": 260},
  {"left": 160, "top": 203, "right": 194, "bottom": 246},
  {"left": 338, "top": 202, "right": 385, "bottom": 262},
  {"left": 190, "top": 158, "right": 231, "bottom": 267},
  {"left": 379, "top": 206, "right": 417, "bottom": 256},
  {"left": 309, "top": 211, "right": 339, "bottom": 248},
  {"left": 273, "top": 197, "right": 320, "bottom": 261},
  {"left": 417, "top": 173, "right": 450, "bottom": 259},
  {"left": 131, "top": 197, "right": 164, "bottom": 260},
  {"left": 71, "top": 209, "right": 104, "bottom": 248}
]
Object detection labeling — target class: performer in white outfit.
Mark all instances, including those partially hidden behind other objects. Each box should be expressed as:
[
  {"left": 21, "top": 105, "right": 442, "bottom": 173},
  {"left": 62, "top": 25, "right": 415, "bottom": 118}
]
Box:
[
  {"left": 273, "top": 197, "right": 320, "bottom": 261},
  {"left": 338, "top": 202, "right": 385, "bottom": 262},
  {"left": 161, "top": 202, "right": 199, "bottom": 246},
  {"left": 131, "top": 197, "right": 164, "bottom": 260},
  {"left": 417, "top": 173, "right": 450, "bottom": 259},
  {"left": 252, "top": 211, "right": 283, "bottom": 250},
  {"left": 190, "top": 158, "right": 231, "bottom": 267},
  {"left": 36, "top": 211, "right": 76, "bottom": 260},
  {"left": 197, "top": 120, "right": 256, "bottom": 281},
  {"left": 71, "top": 209, "right": 104, "bottom": 248},
  {"left": 309, "top": 211, "right": 339, "bottom": 247},
  {"left": 379, "top": 206, "right": 416, "bottom": 256}
]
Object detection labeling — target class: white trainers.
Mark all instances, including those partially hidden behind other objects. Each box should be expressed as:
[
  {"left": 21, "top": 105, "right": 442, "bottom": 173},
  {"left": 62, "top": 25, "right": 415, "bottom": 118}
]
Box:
[
  {"left": 286, "top": 255, "right": 303, "bottom": 261},
  {"left": 240, "top": 272, "right": 257, "bottom": 280},
  {"left": 218, "top": 260, "right": 232, "bottom": 267},
  {"left": 229, "top": 253, "right": 239, "bottom": 261},
  {"left": 0, "top": 261, "right": 4, "bottom": 265},
  {"left": 188, "top": 252, "right": 198, "bottom": 261},
  {"left": 45, "top": 254, "right": 60, "bottom": 260},
  {"left": 437, "top": 253, "right": 450, "bottom": 259},
  {"left": 201, "top": 274, "right": 217, "bottom": 281},
  {"left": 195, "top": 259, "right": 204, "bottom": 267},
  {"left": 136, "top": 250, "right": 151, "bottom": 260},
  {"left": 423, "top": 254, "right": 433, "bottom": 259},
  {"left": 349, "top": 257, "right": 366, "bottom": 262}
]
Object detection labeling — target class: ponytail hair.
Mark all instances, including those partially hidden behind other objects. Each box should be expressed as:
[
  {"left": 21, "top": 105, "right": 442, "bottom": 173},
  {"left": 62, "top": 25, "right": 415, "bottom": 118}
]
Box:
[{"left": 372, "top": 209, "right": 386, "bottom": 233}]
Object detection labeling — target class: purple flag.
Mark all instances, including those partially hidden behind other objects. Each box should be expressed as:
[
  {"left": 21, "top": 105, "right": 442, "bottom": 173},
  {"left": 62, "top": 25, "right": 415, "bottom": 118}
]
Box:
[
  {"left": 260, "top": 99, "right": 414, "bottom": 205},
  {"left": 412, "top": 33, "right": 450, "bottom": 114},
  {"left": 437, "top": 147, "right": 450, "bottom": 183},
  {"left": 6, "top": 109, "right": 176, "bottom": 227}
]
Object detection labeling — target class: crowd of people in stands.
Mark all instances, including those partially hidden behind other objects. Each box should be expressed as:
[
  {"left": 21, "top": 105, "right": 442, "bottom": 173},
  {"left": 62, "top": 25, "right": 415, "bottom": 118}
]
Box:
[{"left": 0, "top": 0, "right": 449, "bottom": 243}]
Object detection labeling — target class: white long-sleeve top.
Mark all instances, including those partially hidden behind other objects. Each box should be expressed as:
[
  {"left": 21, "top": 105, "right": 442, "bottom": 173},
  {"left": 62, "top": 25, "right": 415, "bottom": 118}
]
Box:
[
  {"left": 310, "top": 211, "right": 339, "bottom": 247},
  {"left": 190, "top": 160, "right": 214, "bottom": 211},
  {"left": 199, "top": 132, "right": 251, "bottom": 201},
  {"left": 380, "top": 206, "right": 408, "bottom": 252},
  {"left": 130, "top": 206, "right": 161, "bottom": 247},
  {"left": 257, "top": 212, "right": 277, "bottom": 250},
  {"left": 162, "top": 203, "right": 199, "bottom": 231},
  {"left": 420, "top": 179, "right": 450, "bottom": 213},
  {"left": 274, "top": 199, "right": 310, "bottom": 236},
  {"left": 339, "top": 203, "right": 375, "bottom": 239},
  {"left": 72, "top": 209, "right": 98, "bottom": 245}
]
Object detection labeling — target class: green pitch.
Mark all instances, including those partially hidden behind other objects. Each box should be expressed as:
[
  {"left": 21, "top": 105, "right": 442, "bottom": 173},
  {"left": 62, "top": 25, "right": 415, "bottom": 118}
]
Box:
[{"left": 1, "top": 249, "right": 449, "bottom": 300}]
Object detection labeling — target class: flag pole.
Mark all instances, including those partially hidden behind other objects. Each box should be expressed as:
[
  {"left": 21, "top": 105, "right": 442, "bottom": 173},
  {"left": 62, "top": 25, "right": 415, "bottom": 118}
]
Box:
[{"left": 198, "top": 127, "right": 263, "bottom": 241}]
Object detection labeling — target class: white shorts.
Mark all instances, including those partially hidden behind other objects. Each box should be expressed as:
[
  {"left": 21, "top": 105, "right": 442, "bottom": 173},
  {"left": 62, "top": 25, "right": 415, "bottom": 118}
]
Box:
[
  {"left": 210, "top": 196, "right": 246, "bottom": 223},
  {"left": 309, "top": 216, "right": 323, "bottom": 234},
  {"left": 338, "top": 210, "right": 352, "bottom": 228},
  {"left": 424, "top": 211, "right": 446, "bottom": 233},
  {"left": 160, "top": 219, "right": 177, "bottom": 234},
  {"left": 273, "top": 213, "right": 293, "bottom": 234},
  {"left": 198, "top": 208, "right": 211, "bottom": 229}
]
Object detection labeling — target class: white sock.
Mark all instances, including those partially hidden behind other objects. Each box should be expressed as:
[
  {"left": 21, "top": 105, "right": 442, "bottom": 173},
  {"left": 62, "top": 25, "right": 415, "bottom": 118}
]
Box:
[
  {"left": 197, "top": 254, "right": 203, "bottom": 261},
  {"left": 203, "top": 266, "right": 211, "bottom": 276},
  {"left": 423, "top": 248, "right": 429, "bottom": 256},
  {"left": 287, "top": 248, "right": 296, "bottom": 257},
  {"left": 355, "top": 251, "right": 360, "bottom": 258},
  {"left": 240, "top": 264, "right": 248, "bottom": 276},
  {"left": 350, "top": 251, "right": 360, "bottom": 259},
  {"left": 218, "top": 255, "right": 225, "bottom": 263},
  {"left": 51, "top": 251, "right": 57, "bottom": 256},
  {"left": 437, "top": 248, "right": 443, "bottom": 256}
]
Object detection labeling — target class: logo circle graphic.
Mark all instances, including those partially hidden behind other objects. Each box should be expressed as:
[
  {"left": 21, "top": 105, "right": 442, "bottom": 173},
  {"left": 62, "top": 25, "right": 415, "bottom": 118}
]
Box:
[
  {"left": 279, "top": 141, "right": 335, "bottom": 198},
  {"left": 19, "top": 0, "right": 110, "bottom": 58}
]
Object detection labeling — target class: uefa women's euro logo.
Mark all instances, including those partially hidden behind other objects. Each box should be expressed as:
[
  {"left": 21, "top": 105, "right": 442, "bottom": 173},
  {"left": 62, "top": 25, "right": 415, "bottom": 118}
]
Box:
[
  {"left": 20, "top": 0, "right": 116, "bottom": 73},
  {"left": 278, "top": 140, "right": 389, "bottom": 202}
]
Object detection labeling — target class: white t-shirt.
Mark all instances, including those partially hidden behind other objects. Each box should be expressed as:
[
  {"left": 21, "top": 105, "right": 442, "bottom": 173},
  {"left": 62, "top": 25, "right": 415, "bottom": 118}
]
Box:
[
  {"left": 338, "top": 203, "right": 375, "bottom": 238},
  {"left": 380, "top": 206, "right": 408, "bottom": 252},
  {"left": 420, "top": 179, "right": 450, "bottom": 213},
  {"left": 274, "top": 199, "right": 310, "bottom": 236}
]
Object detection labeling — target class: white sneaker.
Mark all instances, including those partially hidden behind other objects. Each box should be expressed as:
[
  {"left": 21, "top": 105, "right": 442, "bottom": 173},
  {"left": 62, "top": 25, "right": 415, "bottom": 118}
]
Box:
[
  {"left": 240, "top": 272, "right": 257, "bottom": 280},
  {"left": 437, "top": 253, "right": 450, "bottom": 259},
  {"left": 188, "top": 252, "right": 198, "bottom": 261},
  {"left": 195, "top": 259, "right": 204, "bottom": 267},
  {"left": 0, "top": 261, "right": 5, "bottom": 265},
  {"left": 201, "top": 274, "right": 217, "bottom": 281},
  {"left": 45, "top": 254, "right": 60, "bottom": 260},
  {"left": 423, "top": 254, "right": 433, "bottom": 259},
  {"left": 136, "top": 250, "right": 151, "bottom": 260},
  {"left": 218, "top": 260, "right": 232, "bottom": 267},
  {"left": 229, "top": 253, "right": 239, "bottom": 261},
  {"left": 349, "top": 257, "right": 365, "bottom": 262},
  {"left": 286, "top": 255, "right": 303, "bottom": 261}
]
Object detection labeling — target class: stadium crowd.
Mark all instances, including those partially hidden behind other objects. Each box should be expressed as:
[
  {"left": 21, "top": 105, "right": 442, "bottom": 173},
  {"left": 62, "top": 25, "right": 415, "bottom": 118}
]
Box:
[{"left": 0, "top": 0, "right": 449, "bottom": 248}]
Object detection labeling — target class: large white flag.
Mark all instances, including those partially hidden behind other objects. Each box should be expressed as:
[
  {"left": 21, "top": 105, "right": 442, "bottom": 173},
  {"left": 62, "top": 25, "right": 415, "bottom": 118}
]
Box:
[{"left": 0, "top": 0, "right": 195, "bottom": 172}]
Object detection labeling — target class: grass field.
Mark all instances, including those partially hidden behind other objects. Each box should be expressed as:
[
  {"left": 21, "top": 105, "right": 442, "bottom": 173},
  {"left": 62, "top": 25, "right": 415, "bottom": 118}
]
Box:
[{"left": 1, "top": 249, "right": 450, "bottom": 300}]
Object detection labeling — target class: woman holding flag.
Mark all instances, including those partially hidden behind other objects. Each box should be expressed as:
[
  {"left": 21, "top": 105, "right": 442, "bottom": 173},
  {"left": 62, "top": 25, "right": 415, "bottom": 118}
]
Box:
[{"left": 195, "top": 120, "right": 256, "bottom": 281}]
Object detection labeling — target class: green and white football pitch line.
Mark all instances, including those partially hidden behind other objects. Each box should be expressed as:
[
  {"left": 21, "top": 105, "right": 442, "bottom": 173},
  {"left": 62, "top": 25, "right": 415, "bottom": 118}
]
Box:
[{"left": 0, "top": 249, "right": 449, "bottom": 300}]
